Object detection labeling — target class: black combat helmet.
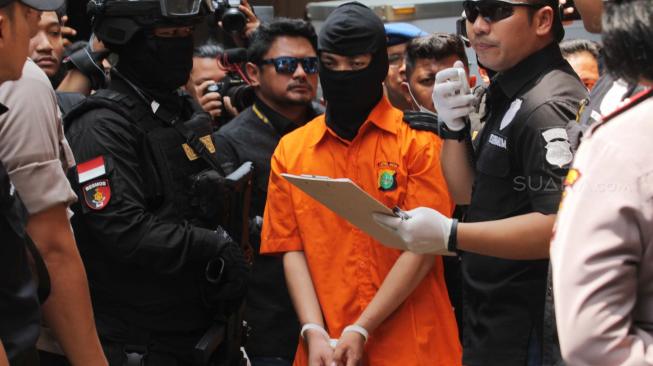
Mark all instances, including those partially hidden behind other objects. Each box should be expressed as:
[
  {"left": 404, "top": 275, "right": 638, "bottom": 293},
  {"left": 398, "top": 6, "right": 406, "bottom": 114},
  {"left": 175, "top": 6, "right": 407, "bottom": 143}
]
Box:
[{"left": 87, "top": 0, "right": 212, "bottom": 45}]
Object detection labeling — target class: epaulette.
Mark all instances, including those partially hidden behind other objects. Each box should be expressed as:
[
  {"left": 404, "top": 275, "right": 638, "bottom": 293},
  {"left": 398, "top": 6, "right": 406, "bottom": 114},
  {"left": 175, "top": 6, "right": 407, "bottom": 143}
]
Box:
[
  {"left": 592, "top": 87, "right": 653, "bottom": 133},
  {"left": 402, "top": 110, "right": 440, "bottom": 136}
]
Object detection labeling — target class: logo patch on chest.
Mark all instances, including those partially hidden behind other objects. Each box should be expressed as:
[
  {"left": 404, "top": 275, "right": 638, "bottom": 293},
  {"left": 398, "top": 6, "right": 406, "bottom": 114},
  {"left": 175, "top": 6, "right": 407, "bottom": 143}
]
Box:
[
  {"left": 83, "top": 179, "right": 111, "bottom": 210},
  {"left": 378, "top": 169, "right": 397, "bottom": 191}
]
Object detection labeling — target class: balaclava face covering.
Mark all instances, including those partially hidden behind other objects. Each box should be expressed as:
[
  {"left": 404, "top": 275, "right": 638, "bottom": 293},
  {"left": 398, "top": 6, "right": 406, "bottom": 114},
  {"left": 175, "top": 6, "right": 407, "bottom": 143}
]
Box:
[
  {"left": 318, "top": 2, "right": 389, "bottom": 141},
  {"left": 115, "top": 29, "right": 194, "bottom": 95}
]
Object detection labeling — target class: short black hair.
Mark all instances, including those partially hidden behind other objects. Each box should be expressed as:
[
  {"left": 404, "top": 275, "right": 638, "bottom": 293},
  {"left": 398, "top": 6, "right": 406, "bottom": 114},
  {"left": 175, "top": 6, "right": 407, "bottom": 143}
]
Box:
[
  {"left": 247, "top": 18, "right": 318, "bottom": 65},
  {"left": 560, "top": 39, "right": 601, "bottom": 60},
  {"left": 405, "top": 33, "right": 468, "bottom": 78},
  {"left": 602, "top": 0, "right": 653, "bottom": 83},
  {"left": 55, "top": 3, "right": 65, "bottom": 24},
  {"left": 193, "top": 42, "right": 224, "bottom": 59}
]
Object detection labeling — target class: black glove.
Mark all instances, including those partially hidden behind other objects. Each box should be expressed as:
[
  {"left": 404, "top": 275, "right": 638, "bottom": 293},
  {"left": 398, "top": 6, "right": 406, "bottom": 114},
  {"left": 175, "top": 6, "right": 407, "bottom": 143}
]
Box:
[
  {"left": 189, "top": 169, "right": 228, "bottom": 226},
  {"left": 200, "top": 228, "right": 249, "bottom": 315},
  {"left": 63, "top": 46, "right": 109, "bottom": 90},
  {"left": 402, "top": 110, "right": 440, "bottom": 135}
]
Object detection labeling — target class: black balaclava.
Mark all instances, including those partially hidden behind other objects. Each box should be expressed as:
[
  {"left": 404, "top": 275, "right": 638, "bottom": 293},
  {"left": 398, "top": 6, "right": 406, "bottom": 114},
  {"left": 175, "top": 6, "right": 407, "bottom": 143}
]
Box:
[
  {"left": 318, "top": 2, "right": 388, "bottom": 141},
  {"left": 114, "top": 30, "right": 194, "bottom": 96}
]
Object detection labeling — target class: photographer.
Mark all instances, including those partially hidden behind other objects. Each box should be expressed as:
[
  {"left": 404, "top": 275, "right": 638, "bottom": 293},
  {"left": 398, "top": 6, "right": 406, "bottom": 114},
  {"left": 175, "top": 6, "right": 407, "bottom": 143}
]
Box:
[
  {"left": 213, "top": 18, "right": 322, "bottom": 366},
  {"left": 185, "top": 43, "right": 233, "bottom": 125},
  {"left": 62, "top": 0, "right": 248, "bottom": 364}
]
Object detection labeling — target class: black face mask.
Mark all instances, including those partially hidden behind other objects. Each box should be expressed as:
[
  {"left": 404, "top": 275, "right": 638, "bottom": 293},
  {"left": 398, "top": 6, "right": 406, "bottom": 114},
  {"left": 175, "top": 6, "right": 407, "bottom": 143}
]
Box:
[
  {"left": 116, "top": 32, "right": 194, "bottom": 93},
  {"left": 318, "top": 2, "right": 389, "bottom": 141}
]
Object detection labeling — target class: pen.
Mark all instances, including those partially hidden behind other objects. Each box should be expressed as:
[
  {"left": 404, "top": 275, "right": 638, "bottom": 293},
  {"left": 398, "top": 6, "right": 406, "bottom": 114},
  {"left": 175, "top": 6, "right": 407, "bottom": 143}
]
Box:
[{"left": 392, "top": 206, "right": 411, "bottom": 221}]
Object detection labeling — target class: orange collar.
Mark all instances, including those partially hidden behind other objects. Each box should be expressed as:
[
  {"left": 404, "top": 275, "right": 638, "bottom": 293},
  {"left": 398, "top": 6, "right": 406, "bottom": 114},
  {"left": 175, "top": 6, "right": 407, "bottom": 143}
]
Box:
[{"left": 308, "top": 96, "right": 400, "bottom": 147}]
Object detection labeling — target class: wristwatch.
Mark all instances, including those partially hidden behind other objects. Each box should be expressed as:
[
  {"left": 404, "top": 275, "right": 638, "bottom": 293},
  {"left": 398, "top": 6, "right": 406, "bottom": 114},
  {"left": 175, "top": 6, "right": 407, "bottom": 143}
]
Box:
[
  {"left": 447, "top": 219, "right": 459, "bottom": 253},
  {"left": 438, "top": 119, "right": 469, "bottom": 141}
]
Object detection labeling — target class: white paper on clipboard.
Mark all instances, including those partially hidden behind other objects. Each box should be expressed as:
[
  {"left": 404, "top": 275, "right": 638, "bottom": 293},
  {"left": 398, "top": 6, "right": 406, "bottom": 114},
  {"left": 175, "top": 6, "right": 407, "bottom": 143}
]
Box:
[{"left": 281, "top": 173, "right": 407, "bottom": 250}]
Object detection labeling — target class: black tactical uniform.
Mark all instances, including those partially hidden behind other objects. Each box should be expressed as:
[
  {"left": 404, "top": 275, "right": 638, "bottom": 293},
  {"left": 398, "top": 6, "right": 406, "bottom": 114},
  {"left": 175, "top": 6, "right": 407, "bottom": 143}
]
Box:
[
  {"left": 214, "top": 98, "right": 322, "bottom": 362},
  {"left": 461, "top": 43, "right": 587, "bottom": 366},
  {"left": 63, "top": 1, "right": 248, "bottom": 364},
  {"left": 0, "top": 103, "right": 41, "bottom": 366}
]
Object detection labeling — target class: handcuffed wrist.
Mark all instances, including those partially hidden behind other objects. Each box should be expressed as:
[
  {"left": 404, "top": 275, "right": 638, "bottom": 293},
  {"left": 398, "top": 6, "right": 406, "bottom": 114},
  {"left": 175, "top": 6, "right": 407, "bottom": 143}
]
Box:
[
  {"left": 342, "top": 324, "right": 369, "bottom": 343},
  {"left": 300, "top": 323, "right": 329, "bottom": 341}
]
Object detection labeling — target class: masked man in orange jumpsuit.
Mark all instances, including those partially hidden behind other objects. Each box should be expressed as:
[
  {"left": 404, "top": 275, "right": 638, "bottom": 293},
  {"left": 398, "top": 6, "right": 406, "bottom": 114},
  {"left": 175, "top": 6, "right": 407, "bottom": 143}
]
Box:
[{"left": 260, "top": 2, "right": 462, "bottom": 365}]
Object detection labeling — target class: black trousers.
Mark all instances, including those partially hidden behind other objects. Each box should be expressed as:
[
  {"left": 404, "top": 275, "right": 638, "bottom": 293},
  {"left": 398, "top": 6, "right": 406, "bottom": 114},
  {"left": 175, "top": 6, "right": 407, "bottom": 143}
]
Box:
[{"left": 10, "top": 347, "right": 39, "bottom": 366}]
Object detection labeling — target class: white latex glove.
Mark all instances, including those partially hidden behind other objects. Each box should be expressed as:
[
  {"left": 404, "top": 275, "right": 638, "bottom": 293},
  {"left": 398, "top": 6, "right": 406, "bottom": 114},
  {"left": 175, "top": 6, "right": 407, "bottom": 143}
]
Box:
[
  {"left": 372, "top": 207, "right": 456, "bottom": 255},
  {"left": 432, "top": 60, "right": 476, "bottom": 131}
]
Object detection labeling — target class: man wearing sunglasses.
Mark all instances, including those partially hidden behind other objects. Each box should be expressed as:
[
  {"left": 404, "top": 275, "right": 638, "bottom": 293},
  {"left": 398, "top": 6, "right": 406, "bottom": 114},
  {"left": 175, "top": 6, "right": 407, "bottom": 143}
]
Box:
[
  {"left": 261, "top": 3, "right": 461, "bottom": 366},
  {"left": 374, "top": 0, "right": 587, "bottom": 365},
  {"left": 213, "top": 18, "right": 322, "bottom": 366}
]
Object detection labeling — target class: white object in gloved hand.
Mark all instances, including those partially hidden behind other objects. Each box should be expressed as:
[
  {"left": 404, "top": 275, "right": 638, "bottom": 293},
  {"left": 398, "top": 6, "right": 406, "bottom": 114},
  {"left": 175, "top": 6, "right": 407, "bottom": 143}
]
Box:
[
  {"left": 372, "top": 207, "right": 456, "bottom": 255},
  {"left": 432, "top": 60, "right": 476, "bottom": 131}
]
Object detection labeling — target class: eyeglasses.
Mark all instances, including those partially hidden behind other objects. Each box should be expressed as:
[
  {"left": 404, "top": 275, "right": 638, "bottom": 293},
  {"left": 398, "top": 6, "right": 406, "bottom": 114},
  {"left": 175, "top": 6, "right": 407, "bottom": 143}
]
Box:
[
  {"left": 462, "top": 0, "right": 545, "bottom": 23},
  {"left": 388, "top": 53, "right": 404, "bottom": 68},
  {"left": 260, "top": 57, "right": 319, "bottom": 75}
]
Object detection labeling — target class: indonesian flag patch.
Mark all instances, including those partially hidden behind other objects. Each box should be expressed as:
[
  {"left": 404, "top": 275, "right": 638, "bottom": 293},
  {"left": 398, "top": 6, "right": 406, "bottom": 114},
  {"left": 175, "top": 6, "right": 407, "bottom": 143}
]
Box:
[
  {"left": 77, "top": 156, "right": 106, "bottom": 183},
  {"left": 83, "top": 179, "right": 111, "bottom": 210}
]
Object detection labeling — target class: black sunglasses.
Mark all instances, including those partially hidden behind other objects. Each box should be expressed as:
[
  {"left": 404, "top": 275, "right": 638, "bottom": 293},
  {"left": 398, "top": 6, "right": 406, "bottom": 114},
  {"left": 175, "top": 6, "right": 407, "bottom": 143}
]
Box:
[
  {"left": 462, "top": 0, "right": 546, "bottom": 23},
  {"left": 260, "top": 56, "right": 319, "bottom": 75}
]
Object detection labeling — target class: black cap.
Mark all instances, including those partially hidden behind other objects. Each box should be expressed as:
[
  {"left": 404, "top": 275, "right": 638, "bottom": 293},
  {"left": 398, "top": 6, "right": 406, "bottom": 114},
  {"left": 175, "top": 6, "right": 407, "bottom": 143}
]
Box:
[{"left": 0, "top": 0, "right": 64, "bottom": 11}]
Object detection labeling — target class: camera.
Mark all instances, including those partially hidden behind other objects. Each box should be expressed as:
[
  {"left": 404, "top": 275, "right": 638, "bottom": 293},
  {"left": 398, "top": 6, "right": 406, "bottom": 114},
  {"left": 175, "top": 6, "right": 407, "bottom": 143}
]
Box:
[
  {"left": 211, "top": 75, "right": 255, "bottom": 113},
  {"left": 213, "top": 0, "right": 247, "bottom": 33}
]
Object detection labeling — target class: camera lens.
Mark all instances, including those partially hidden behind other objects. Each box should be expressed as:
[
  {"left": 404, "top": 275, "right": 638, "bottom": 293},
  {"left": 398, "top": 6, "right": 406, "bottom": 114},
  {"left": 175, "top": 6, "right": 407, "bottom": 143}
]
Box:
[{"left": 221, "top": 8, "right": 247, "bottom": 33}]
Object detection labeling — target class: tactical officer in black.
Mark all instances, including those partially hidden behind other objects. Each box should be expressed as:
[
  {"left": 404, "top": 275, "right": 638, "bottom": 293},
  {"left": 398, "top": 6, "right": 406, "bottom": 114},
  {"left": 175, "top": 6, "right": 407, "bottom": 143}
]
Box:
[
  {"left": 63, "top": 0, "right": 248, "bottom": 364},
  {"left": 0, "top": 105, "right": 42, "bottom": 366}
]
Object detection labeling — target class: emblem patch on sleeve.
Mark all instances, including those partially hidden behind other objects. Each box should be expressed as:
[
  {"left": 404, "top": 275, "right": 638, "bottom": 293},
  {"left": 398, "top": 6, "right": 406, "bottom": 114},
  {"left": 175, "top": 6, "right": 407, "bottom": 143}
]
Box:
[
  {"left": 83, "top": 179, "right": 111, "bottom": 210},
  {"left": 542, "top": 128, "right": 573, "bottom": 167}
]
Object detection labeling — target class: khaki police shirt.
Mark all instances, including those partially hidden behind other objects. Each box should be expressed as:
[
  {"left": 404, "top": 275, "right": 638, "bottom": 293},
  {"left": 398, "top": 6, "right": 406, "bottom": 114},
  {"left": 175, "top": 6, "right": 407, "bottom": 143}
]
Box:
[
  {"left": 0, "top": 59, "right": 76, "bottom": 214},
  {"left": 551, "top": 95, "right": 653, "bottom": 365}
]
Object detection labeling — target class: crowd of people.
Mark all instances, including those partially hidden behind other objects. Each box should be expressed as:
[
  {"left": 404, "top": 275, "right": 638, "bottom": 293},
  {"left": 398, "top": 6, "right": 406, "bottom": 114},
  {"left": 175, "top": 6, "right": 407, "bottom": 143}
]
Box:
[{"left": 0, "top": 0, "right": 652, "bottom": 365}]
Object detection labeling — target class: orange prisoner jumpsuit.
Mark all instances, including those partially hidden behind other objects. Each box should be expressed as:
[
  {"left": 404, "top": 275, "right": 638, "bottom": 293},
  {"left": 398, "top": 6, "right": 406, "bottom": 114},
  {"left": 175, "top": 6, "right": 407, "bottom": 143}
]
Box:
[{"left": 261, "top": 97, "right": 462, "bottom": 366}]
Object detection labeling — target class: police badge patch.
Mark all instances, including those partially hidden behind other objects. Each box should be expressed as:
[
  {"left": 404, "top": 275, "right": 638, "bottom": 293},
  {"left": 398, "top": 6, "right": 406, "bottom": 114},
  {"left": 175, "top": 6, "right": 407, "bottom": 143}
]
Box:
[
  {"left": 378, "top": 169, "right": 397, "bottom": 191},
  {"left": 542, "top": 128, "right": 573, "bottom": 168},
  {"left": 83, "top": 179, "right": 111, "bottom": 210}
]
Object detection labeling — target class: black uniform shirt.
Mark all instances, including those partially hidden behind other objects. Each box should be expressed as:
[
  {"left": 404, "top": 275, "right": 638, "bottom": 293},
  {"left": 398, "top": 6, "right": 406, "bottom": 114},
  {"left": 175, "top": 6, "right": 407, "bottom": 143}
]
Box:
[
  {"left": 0, "top": 103, "right": 41, "bottom": 361},
  {"left": 462, "top": 43, "right": 587, "bottom": 366},
  {"left": 214, "top": 98, "right": 322, "bottom": 360}
]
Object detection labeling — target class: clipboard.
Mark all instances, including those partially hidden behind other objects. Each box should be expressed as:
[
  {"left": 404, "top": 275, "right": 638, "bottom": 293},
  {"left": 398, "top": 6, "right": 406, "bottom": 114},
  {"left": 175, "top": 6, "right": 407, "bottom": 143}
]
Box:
[{"left": 281, "top": 173, "right": 407, "bottom": 250}]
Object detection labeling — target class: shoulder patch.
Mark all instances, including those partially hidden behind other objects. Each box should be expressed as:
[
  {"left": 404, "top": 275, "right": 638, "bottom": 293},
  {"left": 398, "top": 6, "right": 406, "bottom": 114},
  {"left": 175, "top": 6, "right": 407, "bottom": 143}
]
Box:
[
  {"left": 77, "top": 156, "right": 106, "bottom": 183},
  {"left": 542, "top": 128, "right": 573, "bottom": 167},
  {"left": 82, "top": 179, "right": 111, "bottom": 210}
]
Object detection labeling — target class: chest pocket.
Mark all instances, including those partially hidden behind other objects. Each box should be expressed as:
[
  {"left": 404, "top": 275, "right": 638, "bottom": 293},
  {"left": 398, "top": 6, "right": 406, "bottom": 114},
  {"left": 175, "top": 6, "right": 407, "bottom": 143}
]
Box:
[{"left": 476, "top": 134, "right": 511, "bottom": 179}]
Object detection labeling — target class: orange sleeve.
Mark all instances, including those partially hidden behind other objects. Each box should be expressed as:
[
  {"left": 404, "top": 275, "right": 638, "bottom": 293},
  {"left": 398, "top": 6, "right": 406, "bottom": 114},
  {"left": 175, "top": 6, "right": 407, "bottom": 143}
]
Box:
[
  {"left": 260, "top": 141, "right": 304, "bottom": 255},
  {"left": 405, "top": 134, "right": 454, "bottom": 217}
]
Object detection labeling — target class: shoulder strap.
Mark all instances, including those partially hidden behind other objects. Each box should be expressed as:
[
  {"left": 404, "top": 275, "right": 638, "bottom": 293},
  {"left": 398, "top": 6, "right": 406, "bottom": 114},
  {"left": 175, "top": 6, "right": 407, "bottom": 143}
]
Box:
[{"left": 63, "top": 89, "right": 149, "bottom": 132}]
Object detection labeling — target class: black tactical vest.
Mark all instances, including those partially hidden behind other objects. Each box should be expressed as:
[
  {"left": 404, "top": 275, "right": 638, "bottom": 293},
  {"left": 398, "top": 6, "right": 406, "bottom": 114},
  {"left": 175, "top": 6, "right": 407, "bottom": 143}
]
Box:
[{"left": 64, "top": 89, "right": 226, "bottom": 229}]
